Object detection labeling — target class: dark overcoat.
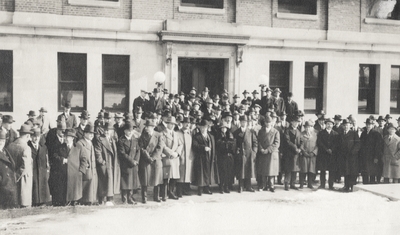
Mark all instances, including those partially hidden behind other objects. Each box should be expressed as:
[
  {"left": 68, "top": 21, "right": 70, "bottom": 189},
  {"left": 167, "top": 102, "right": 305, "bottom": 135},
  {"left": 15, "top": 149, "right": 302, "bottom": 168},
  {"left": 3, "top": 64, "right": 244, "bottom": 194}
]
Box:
[
  {"left": 28, "top": 137, "right": 50, "bottom": 205},
  {"left": 359, "top": 129, "right": 383, "bottom": 176},
  {"left": 233, "top": 128, "right": 258, "bottom": 179},
  {"left": 95, "top": 136, "right": 121, "bottom": 197},
  {"left": 0, "top": 149, "right": 18, "bottom": 209},
  {"left": 338, "top": 130, "right": 361, "bottom": 176},
  {"left": 118, "top": 136, "right": 140, "bottom": 190},
  {"left": 283, "top": 127, "right": 301, "bottom": 172},
  {"left": 57, "top": 112, "right": 78, "bottom": 129},
  {"left": 316, "top": 129, "right": 339, "bottom": 171},
  {"left": 257, "top": 128, "right": 280, "bottom": 176},
  {"left": 215, "top": 130, "right": 236, "bottom": 184},
  {"left": 138, "top": 131, "right": 163, "bottom": 187},
  {"left": 177, "top": 129, "right": 194, "bottom": 183},
  {"left": 192, "top": 132, "right": 219, "bottom": 186}
]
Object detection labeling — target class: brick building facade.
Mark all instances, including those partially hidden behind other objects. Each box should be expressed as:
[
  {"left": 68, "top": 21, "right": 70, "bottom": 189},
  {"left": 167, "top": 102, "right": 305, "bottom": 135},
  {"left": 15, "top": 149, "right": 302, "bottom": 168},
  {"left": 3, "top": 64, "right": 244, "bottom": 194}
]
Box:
[{"left": 1, "top": 0, "right": 400, "bottom": 126}]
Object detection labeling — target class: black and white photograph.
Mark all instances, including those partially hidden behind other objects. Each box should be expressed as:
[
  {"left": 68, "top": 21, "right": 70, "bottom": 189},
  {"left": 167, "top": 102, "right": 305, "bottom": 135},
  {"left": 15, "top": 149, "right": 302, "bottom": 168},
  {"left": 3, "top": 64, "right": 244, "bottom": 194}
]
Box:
[{"left": 0, "top": 0, "right": 400, "bottom": 234}]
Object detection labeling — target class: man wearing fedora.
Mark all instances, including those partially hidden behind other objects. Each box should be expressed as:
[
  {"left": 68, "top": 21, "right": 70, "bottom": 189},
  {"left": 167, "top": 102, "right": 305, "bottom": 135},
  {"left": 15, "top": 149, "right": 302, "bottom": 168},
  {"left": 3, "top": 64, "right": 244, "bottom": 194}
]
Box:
[
  {"left": 146, "top": 88, "right": 167, "bottom": 114},
  {"left": 133, "top": 90, "right": 148, "bottom": 114},
  {"left": 133, "top": 106, "right": 146, "bottom": 134},
  {"left": 0, "top": 130, "right": 18, "bottom": 209},
  {"left": 53, "top": 128, "right": 83, "bottom": 206},
  {"left": 58, "top": 101, "right": 78, "bottom": 129},
  {"left": 359, "top": 118, "right": 383, "bottom": 185},
  {"left": 158, "top": 116, "right": 182, "bottom": 200},
  {"left": 1, "top": 115, "right": 18, "bottom": 148},
  {"left": 25, "top": 110, "right": 37, "bottom": 127},
  {"left": 332, "top": 115, "right": 344, "bottom": 135},
  {"left": 77, "top": 123, "right": 99, "bottom": 205},
  {"left": 75, "top": 110, "right": 90, "bottom": 141},
  {"left": 95, "top": 123, "right": 120, "bottom": 206},
  {"left": 192, "top": 119, "right": 219, "bottom": 196},
  {"left": 337, "top": 119, "right": 361, "bottom": 192},
  {"left": 118, "top": 121, "right": 140, "bottom": 205},
  {"left": 382, "top": 123, "right": 400, "bottom": 183},
  {"left": 37, "top": 107, "right": 52, "bottom": 134},
  {"left": 28, "top": 127, "right": 50, "bottom": 206},
  {"left": 285, "top": 92, "right": 298, "bottom": 118},
  {"left": 46, "top": 120, "right": 67, "bottom": 206},
  {"left": 376, "top": 115, "right": 388, "bottom": 137},
  {"left": 273, "top": 88, "right": 285, "bottom": 116},
  {"left": 233, "top": 115, "right": 258, "bottom": 193},
  {"left": 299, "top": 121, "right": 318, "bottom": 189},
  {"left": 251, "top": 90, "right": 262, "bottom": 108},
  {"left": 283, "top": 116, "right": 302, "bottom": 191},
  {"left": 7, "top": 124, "right": 33, "bottom": 208},
  {"left": 260, "top": 87, "right": 275, "bottom": 115},
  {"left": 113, "top": 112, "right": 125, "bottom": 139}
]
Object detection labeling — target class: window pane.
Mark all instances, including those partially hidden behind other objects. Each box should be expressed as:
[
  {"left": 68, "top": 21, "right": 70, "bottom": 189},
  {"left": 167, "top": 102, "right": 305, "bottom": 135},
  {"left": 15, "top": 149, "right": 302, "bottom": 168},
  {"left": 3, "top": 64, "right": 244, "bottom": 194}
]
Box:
[
  {"left": 58, "top": 53, "right": 87, "bottom": 82},
  {"left": 0, "top": 50, "right": 12, "bottom": 112},
  {"left": 181, "top": 0, "right": 223, "bottom": 9},
  {"left": 102, "top": 55, "right": 129, "bottom": 112},
  {"left": 103, "top": 55, "right": 130, "bottom": 84},
  {"left": 104, "top": 86, "right": 128, "bottom": 111},
  {"left": 60, "top": 84, "right": 85, "bottom": 111},
  {"left": 358, "top": 64, "right": 377, "bottom": 114},
  {"left": 270, "top": 61, "right": 290, "bottom": 98},
  {"left": 278, "top": 0, "right": 317, "bottom": 15},
  {"left": 391, "top": 66, "right": 400, "bottom": 113},
  {"left": 304, "top": 63, "right": 324, "bottom": 113}
]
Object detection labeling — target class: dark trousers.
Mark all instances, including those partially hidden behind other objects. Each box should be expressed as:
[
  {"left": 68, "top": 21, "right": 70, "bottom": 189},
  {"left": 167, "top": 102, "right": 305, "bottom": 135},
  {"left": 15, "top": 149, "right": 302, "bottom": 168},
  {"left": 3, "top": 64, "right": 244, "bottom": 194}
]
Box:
[
  {"left": 320, "top": 170, "right": 336, "bottom": 188},
  {"left": 141, "top": 186, "right": 147, "bottom": 201},
  {"left": 362, "top": 173, "right": 381, "bottom": 184},
  {"left": 121, "top": 189, "right": 132, "bottom": 203},
  {"left": 344, "top": 175, "right": 357, "bottom": 189},
  {"left": 239, "top": 178, "right": 252, "bottom": 189},
  {"left": 257, "top": 175, "right": 275, "bottom": 189},
  {"left": 284, "top": 171, "right": 297, "bottom": 186},
  {"left": 299, "top": 172, "right": 314, "bottom": 187}
]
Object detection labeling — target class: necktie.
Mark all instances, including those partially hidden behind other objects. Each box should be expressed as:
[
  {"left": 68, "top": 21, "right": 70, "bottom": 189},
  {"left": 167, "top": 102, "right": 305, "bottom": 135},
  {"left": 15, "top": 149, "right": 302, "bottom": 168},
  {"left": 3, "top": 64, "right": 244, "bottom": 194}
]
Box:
[{"left": 389, "top": 136, "right": 392, "bottom": 142}]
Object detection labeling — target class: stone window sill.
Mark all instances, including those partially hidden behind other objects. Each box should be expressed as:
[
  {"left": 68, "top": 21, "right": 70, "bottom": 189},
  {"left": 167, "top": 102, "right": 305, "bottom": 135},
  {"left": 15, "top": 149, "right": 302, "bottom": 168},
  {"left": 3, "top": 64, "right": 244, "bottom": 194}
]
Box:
[
  {"left": 178, "top": 5, "right": 225, "bottom": 15},
  {"left": 68, "top": 0, "right": 120, "bottom": 8},
  {"left": 364, "top": 17, "right": 400, "bottom": 26},
  {"left": 276, "top": 12, "right": 318, "bottom": 21}
]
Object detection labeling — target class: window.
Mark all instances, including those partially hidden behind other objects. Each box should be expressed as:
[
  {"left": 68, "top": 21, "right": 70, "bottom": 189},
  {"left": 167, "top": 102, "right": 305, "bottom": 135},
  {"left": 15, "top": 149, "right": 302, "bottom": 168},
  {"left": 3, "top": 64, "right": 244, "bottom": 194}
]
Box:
[
  {"left": 181, "top": 0, "right": 223, "bottom": 9},
  {"left": 278, "top": 0, "right": 317, "bottom": 15},
  {"left": 367, "top": 0, "right": 400, "bottom": 20},
  {"left": 304, "top": 62, "right": 324, "bottom": 114},
  {"left": 269, "top": 61, "right": 290, "bottom": 98},
  {"left": 102, "top": 55, "right": 129, "bottom": 112},
  {"left": 391, "top": 66, "right": 400, "bottom": 113},
  {"left": 358, "top": 64, "right": 378, "bottom": 114},
  {"left": 58, "top": 53, "right": 87, "bottom": 112},
  {"left": 0, "top": 50, "right": 13, "bottom": 112}
]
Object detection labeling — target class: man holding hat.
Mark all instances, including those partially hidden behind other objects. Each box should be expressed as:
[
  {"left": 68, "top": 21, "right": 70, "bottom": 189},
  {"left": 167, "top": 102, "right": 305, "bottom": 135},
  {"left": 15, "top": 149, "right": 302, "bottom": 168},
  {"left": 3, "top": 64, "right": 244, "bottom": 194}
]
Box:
[
  {"left": 118, "top": 121, "right": 140, "bottom": 204},
  {"left": 58, "top": 101, "right": 78, "bottom": 129},
  {"left": 359, "top": 118, "right": 383, "bottom": 185},
  {"left": 37, "top": 107, "right": 52, "bottom": 134},
  {"left": 233, "top": 115, "right": 258, "bottom": 192},
  {"left": 0, "top": 130, "right": 18, "bottom": 209},
  {"left": 7, "top": 124, "right": 33, "bottom": 207},
  {"left": 337, "top": 119, "right": 361, "bottom": 192},
  {"left": 46, "top": 120, "right": 67, "bottom": 206},
  {"left": 77, "top": 123, "right": 99, "bottom": 205},
  {"left": 76, "top": 110, "right": 91, "bottom": 141},
  {"left": 52, "top": 128, "right": 83, "bottom": 206},
  {"left": 192, "top": 119, "right": 219, "bottom": 196},
  {"left": 95, "top": 123, "right": 120, "bottom": 206},
  {"left": 133, "top": 90, "right": 148, "bottom": 114},
  {"left": 28, "top": 127, "right": 51, "bottom": 206},
  {"left": 176, "top": 117, "right": 194, "bottom": 197},
  {"left": 1, "top": 115, "right": 18, "bottom": 148}
]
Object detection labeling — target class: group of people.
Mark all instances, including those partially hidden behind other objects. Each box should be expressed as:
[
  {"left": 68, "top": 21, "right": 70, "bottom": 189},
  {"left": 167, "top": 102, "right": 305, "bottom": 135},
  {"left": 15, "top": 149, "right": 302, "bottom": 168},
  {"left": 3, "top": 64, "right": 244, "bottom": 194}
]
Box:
[{"left": 1, "top": 85, "right": 399, "bottom": 210}]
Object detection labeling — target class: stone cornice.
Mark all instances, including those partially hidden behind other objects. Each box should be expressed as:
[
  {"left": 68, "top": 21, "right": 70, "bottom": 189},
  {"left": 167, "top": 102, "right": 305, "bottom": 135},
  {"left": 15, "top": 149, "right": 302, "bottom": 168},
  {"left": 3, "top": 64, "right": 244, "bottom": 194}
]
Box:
[{"left": 157, "top": 30, "right": 250, "bottom": 45}]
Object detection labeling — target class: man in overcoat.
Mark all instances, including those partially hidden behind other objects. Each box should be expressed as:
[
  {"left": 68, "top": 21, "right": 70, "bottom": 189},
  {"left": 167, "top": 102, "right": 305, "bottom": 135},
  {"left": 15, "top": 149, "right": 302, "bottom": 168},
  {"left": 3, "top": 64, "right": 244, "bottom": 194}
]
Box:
[
  {"left": 0, "top": 130, "right": 18, "bottom": 209},
  {"left": 316, "top": 118, "right": 339, "bottom": 189},
  {"left": 118, "top": 121, "right": 141, "bottom": 204},
  {"left": 176, "top": 117, "right": 194, "bottom": 197},
  {"left": 338, "top": 119, "right": 361, "bottom": 192},
  {"left": 75, "top": 110, "right": 90, "bottom": 141},
  {"left": 299, "top": 121, "right": 318, "bottom": 189},
  {"left": 37, "top": 107, "right": 52, "bottom": 134},
  {"left": 256, "top": 115, "right": 280, "bottom": 192},
  {"left": 28, "top": 128, "right": 50, "bottom": 206},
  {"left": 7, "top": 124, "right": 33, "bottom": 207},
  {"left": 1, "top": 115, "right": 18, "bottom": 148},
  {"left": 283, "top": 116, "right": 302, "bottom": 191},
  {"left": 58, "top": 101, "right": 78, "bottom": 129},
  {"left": 192, "top": 119, "right": 219, "bottom": 196},
  {"left": 77, "top": 124, "right": 99, "bottom": 205},
  {"left": 95, "top": 123, "right": 120, "bottom": 206},
  {"left": 233, "top": 115, "right": 258, "bottom": 192},
  {"left": 359, "top": 118, "right": 383, "bottom": 184},
  {"left": 382, "top": 123, "right": 400, "bottom": 183}
]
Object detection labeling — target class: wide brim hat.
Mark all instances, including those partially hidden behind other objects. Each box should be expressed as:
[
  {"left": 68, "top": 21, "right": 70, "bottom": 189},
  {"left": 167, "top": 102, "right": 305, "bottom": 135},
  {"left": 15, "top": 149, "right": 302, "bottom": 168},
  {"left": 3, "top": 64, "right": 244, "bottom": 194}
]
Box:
[
  {"left": 239, "top": 115, "right": 248, "bottom": 122},
  {"left": 289, "top": 115, "right": 301, "bottom": 122},
  {"left": 83, "top": 124, "right": 95, "bottom": 133},
  {"left": 145, "top": 120, "right": 156, "bottom": 127},
  {"left": 333, "top": 115, "right": 342, "bottom": 121},
  {"left": 197, "top": 119, "right": 209, "bottom": 127},
  {"left": 65, "top": 128, "right": 77, "bottom": 138},
  {"left": 79, "top": 110, "right": 90, "bottom": 119},
  {"left": 342, "top": 119, "right": 351, "bottom": 125},
  {"left": 385, "top": 114, "right": 392, "bottom": 120},
  {"left": 114, "top": 112, "right": 124, "bottom": 118},
  {"left": 39, "top": 107, "right": 48, "bottom": 113},
  {"left": 27, "top": 110, "right": 37, "bottom": 116},
  {"left": 304, "top": 121, "right": 313, "bottom": 128},
  {"left": 252, "top": 90, "right": 259, "bottom": 95},
  {"left": 233, "top": 94, "right": 239, "bottom": 99},
  {"left": 124, "top": 121, "right": 136, "bottom": 131},
  {"left": 376, "top": 116, "right": 385, "bottom": 122},
  {"left": 18, "top": 124, "right": 33, "bottom": 134},
  {"left": 365, "top": 118, "right": 374, "bottom": 125},
  {"left": 153, "top": 88, "right": 160, "bottom": 93},
  {"left": 387, "top": 123, "right": 396, "bottom": 130},
  {"left": 273, "top": 88, "right": 281, "bottom": 93},
  {"left": 242, "top": 90, "right": 249, "bottom": 95},
  {"left": 221, "top": 111, "right": 232, "bottom": 119},
  {"left": 2, "top": 115, "right": 15, "bottom": 124},
  {"left": 164, "top": 116, "right": 177, "bottom": 125},
  {"left": 325, "top": 118, "right": 335, "bottom": 125}
]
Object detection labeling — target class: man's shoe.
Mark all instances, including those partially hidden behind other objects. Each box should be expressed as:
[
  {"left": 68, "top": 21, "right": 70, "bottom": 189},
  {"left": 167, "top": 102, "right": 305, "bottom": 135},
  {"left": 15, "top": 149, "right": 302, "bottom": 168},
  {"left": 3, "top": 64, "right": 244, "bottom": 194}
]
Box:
[
  {"left": 128, "top": 198, "right": 137, "bottom": 205},
  {"left": 270, "top": 187, "right": 275, "bottom": 193},
  {"left": 203, "top": 188, "right": 212, "bottom": 195},
  {"left": 290, "top": 186, "right": 299, "bottom": 190},
  {"left": 318, "top": 185, "right": 325, "bottom": 189},
  {"left": 168, "top": 192, "right": 179, "bottom": 200},
  {"left": 308, "top": 184, "right": 314, "bottom": 189},
  {"left": 105, "top": 201, "right": 114, "bottom": 206},
  {"left": 238, "top": 187, "right": 243, "bottom": 193},
  {"left": 224, "top": 187, "right": 230, "bottom": 194},
  {"left": 246, "top": 187, "right": 255, "bottom": 192},
  {"left": 284, "top": 183, "right": 289, "bottom": 191}
]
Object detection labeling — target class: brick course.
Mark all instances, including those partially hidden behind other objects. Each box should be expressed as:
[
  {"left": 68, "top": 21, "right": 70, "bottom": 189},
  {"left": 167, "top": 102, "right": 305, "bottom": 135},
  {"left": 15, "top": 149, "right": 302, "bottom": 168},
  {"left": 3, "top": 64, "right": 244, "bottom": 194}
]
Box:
[
  {"left": 0, "top": 0, "right": 14, "bottom": 12},
  {"left": 62, "top": 0, "right": 131, "bottom": 19},
  {"left": 236, "top": 0, "right": 272, "bottom": 26},
  {"left": 328, "top": 0, "right": 361, "bottom": 31}
]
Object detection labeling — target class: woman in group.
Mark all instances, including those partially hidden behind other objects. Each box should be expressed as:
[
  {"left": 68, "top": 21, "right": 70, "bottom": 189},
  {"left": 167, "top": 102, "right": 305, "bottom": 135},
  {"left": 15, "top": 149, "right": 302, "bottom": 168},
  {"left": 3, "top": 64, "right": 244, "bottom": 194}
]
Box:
[{"left": 215, "top": 122, "right": 236, "bottom": 194}]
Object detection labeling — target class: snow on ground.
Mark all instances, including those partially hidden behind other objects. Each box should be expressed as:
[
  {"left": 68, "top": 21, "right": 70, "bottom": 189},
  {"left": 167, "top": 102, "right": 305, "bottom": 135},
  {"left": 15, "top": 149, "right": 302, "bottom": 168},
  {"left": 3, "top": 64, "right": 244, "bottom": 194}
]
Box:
[{"left": 1, "top": 187, "right": 400, "bottom": 235}]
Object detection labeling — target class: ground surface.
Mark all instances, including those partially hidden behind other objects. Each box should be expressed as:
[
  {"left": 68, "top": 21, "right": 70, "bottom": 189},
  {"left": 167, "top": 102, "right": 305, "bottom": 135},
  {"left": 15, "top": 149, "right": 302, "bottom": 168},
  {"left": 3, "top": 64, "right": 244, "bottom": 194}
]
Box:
[{"left": 1, "top": 183, "right": 399, "bottom": 235}]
